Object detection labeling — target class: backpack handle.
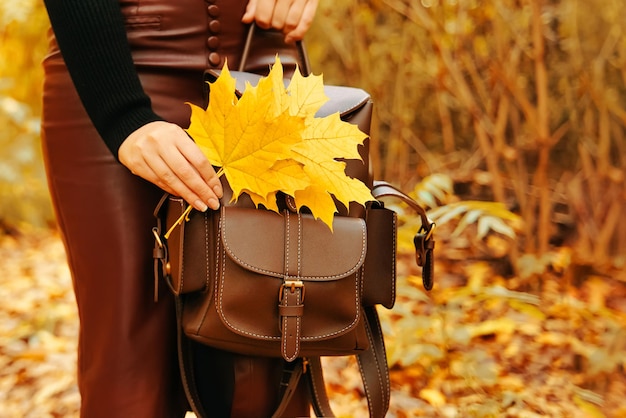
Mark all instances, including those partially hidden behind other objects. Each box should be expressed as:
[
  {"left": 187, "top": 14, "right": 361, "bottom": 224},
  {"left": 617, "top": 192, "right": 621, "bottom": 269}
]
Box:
[{"left": 238, "top": 23, "right": 312, "bottom": 76}]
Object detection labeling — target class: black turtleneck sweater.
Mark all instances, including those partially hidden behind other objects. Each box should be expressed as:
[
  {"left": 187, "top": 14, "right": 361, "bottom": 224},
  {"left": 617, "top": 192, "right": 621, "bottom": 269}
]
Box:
[{"left": 43, "top": 0, "right": 164, "bottom": 158}]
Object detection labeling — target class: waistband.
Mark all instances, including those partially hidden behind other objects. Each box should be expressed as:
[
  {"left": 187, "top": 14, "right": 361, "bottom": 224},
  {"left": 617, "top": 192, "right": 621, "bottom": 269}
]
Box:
[{"left": 46, "top": 0, "right": 299, "bottom": 74}]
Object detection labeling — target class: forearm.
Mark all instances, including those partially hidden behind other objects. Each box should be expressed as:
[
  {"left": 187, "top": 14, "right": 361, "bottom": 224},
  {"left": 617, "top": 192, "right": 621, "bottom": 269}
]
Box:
[{"left": 43, "top": 0, "right": 163, "bottom": 157}]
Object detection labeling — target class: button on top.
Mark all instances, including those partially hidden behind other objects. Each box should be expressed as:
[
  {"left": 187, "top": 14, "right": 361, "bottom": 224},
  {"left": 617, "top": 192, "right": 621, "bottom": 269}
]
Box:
[
  {"left": 209, "top": 19, "right": 221, "bottom": 33},
  {"left": 205, "top": 1, "right": 220, "bottom": 67},
  {"left": 207, "top": 5, "right": 220, "bottom": 18},
  {"left": 208, "top": 52, "right": 221, "bottom": 67},
  {"left": 207, "top": 36, "right": 220, "bottom": 50}
]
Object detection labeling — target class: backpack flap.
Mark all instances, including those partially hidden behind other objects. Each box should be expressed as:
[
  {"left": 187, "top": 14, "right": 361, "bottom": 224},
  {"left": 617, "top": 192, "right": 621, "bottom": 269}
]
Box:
[{"left": 216, "top": 206, "right": 369, "bottom": 361}]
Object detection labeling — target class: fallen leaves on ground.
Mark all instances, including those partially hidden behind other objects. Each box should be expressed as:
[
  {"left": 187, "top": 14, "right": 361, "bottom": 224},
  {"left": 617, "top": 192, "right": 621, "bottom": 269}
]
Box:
[
  {"left": 0, "top": 229, "right": 78, "bottom": 417},
  {"left": 321, "top": 254, "right": 626, "bottom": 417},
  {"left": 1, "top": 229, "right": 625, "bottom": 417}
]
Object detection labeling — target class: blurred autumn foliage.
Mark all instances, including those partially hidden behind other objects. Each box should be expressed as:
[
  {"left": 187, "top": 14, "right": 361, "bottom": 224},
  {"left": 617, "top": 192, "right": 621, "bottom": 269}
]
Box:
[
  {"left": 1, "top": 0, "right": 625, "bottom": 417},
  {"left": 0, "top": 1, "right": 52, "bottom": 231},
  {"left": 307, "top": 0, "right": 626, "bottom": 275}
]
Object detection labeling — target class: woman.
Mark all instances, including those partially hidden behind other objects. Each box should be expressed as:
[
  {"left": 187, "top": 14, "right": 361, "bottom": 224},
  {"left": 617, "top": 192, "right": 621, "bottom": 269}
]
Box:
[{"left": 41, "top": 0, "right": 319, "bottom": 416}]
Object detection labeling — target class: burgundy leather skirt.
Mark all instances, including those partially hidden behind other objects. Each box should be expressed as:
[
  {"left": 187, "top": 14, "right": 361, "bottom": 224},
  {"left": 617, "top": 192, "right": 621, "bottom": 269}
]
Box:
[{"left": 41, "top": 1, "right": 306, "bottom": 417}]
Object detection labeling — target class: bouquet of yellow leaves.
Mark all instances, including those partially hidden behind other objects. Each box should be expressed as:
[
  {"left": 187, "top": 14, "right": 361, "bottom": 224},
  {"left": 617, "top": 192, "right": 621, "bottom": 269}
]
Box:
[{"left": 183, "top": 57, "right": 374, "bottom": 230}]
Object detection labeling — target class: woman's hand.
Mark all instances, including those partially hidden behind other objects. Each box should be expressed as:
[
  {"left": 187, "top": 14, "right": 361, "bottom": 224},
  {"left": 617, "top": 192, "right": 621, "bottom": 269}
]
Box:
[
  {"left": 118, "top": 121, "right": 223, "bottom": 211},
  {"left": 242, "top": 0, "right": 320, "bottom": 43}
]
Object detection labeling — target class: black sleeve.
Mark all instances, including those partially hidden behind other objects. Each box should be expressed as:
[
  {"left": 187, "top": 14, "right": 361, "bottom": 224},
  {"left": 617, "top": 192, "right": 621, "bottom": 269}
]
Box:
[{"left": 43, "top": 0, "right": 164, "bottom": 158}]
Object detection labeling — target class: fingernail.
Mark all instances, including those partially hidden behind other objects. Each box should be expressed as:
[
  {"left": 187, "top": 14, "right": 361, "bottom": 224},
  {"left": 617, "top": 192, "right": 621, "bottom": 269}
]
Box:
[
  {"left": 208, "top": 198, "right": 220, "bottom": 210},
  {"left": 194, "top": 200, "right": 208, "bottom": 212},
  {"left": 213, "top": 185, "right": 223, "bottom": 198}
]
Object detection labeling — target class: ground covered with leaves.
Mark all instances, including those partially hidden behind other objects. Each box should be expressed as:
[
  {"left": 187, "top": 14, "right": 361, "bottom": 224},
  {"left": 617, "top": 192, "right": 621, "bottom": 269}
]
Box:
[{"left": 1, "top": 228, "right": 625, "bottom": 417}]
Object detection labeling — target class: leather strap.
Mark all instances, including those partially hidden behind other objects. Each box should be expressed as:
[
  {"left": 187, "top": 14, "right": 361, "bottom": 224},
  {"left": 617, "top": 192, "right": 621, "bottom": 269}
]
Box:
[
  {"left": 305, "top": 356, "right": 334, "bottom": 417},
  {"left": 371, "top": 180, "right": 430, "bottom": 227},
  {"left": 239, "top": 23, "right": 311, "bottom": 76},
  {"left": 357, "top": 307, "right": 390, "bottom": 417},
  {"left": 175, "top": 297, "right": 209, "bottom": 418},
  {"left": 272, "top": 359, "right": 306, "bottom": 418},
  {"left": 371, "top": 180, "right": 436, "bottom": 290},
  {"left": 152, "top": 192, "right": 170, "bottom": 302},
  {"left": 279, "top": 211, "right": 305, "bottom": 362},
  {"left": 274, "top": 305, "right": 391, "bottom": 418}
]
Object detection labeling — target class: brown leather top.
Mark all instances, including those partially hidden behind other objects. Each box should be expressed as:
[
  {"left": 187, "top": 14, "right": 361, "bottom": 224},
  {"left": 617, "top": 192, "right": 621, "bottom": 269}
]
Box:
[{"left": 44, "top": 0, "right": 298, "bottom": 155}]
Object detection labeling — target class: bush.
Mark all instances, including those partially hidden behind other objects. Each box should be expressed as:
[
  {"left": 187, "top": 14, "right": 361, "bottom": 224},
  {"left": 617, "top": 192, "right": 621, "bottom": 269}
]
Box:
[
  {"left": 307, "top": 0, "right": 626, "bottom": 272},
  {"left": 0, "top": 2, "right": 53, "bottom": 230}
]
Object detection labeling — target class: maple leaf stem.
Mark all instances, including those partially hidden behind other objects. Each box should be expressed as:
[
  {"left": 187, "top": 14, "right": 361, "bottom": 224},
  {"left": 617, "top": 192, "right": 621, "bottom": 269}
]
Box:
[
  {"left": 163, "top": 167, "right": 225, "bottom": 239},
  {"left": 164, "top": 204, "right": 193, "bottom": 239}
]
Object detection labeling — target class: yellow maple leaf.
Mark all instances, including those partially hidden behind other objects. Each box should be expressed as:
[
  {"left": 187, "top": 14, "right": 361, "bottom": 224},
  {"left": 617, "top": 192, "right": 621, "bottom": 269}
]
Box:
[
  {"left": 188, "top": 63, "right": 304, "bottom": 201},
  {"left": 186, "top": 66, "right": 236, "bottom": 163},
  {"left": 284, "top": 68, "right": 328, "bottom": 119},
  {"left": 285, "top": 64, "right": 373, "bottom": 222},
  {"left": 248, "top": 190, "right": 280, "bottom": 212},
  {"left": 246, "top": 159, "right": 310, "bottom": 208},
  {"left": 294, "top": 185, "right": 337, "bottom": 228},
  {"left": 291, "top": 112, "right": 372, "bottom": 215},
  {"left": 183, "top": 57, "right": 373, "bottom": 230}
]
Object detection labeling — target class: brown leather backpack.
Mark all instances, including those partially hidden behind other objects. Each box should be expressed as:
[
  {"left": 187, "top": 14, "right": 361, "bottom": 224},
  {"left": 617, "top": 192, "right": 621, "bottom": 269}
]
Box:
[{"left": 152, "top": 25, "right": 435, "bottom": 418}]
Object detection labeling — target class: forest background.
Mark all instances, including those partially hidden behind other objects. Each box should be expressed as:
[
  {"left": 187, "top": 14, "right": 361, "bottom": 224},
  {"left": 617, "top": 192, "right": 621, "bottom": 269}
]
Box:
[{"left": 1, "top": 0, "right": 625, "bottom": 417}]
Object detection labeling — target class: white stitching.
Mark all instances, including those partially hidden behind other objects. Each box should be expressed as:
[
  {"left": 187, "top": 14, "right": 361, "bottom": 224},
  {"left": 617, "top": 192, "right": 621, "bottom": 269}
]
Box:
[
  {"left": 204, "top": 213, "right": 210, "bottom": 290},
  {"left": 216, "top": 214, "right": 281, "bottom": 340},
  {"left": 213, "top": 210, "right": 365, "bottom": 341},
  {"left": 221, "top": 211, "right": 368, "bottom": 280},
  {"left": 217, "top": 266, "right": 362, "bottom": 340},
  {"left": 193, "top": 214, "right": 221, "bottom": 336},
  {"left": 177, "top": 200, "right": 185, "bottom": 293},
  {"left": 281, "top": 287, "right": 302, "bottom": 362},
  {"left": 391, "top": 212, "right": 396, "bottom": 302},
  {"left": 179, "top": 209, "right": 211, "bottom": 294},
  {"left": 358, "top": 315, "right": 384, "bottom": 416},
  {"left": 285, "top": 211, "right": 290, "bottom": 278},
  {"left": 297, "top": 213, "right": 302, "bottom": 277}
]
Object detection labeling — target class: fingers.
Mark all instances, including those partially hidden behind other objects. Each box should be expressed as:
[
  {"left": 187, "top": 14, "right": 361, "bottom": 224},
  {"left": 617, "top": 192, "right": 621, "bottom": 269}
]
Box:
[
  {"left": 241, "top": 0, "right": 258, "bottom": 24},
  {"left": 260, "top": 0, "right": 295, "bottom": 30},
  {"left": 151, "top": 144, "right": 221, "bottom": 211},
  {"left": 176, "top": 137, "right": 223, "bottom": 199},
  {"left": 284, "top": 0, "right": 318, "bottom": 43},
  {"left": 118, "top": 121, "right": 223, "bottom": 211},
  {"left": 242, "top": 0, "right": 319, "bottom": 42}
]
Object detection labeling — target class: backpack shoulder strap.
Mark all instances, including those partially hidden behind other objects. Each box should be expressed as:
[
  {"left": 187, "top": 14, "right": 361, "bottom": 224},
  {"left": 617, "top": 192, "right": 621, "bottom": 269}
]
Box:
[{"left": 273, "top": 305, "right": 390, "bottom": 418}]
